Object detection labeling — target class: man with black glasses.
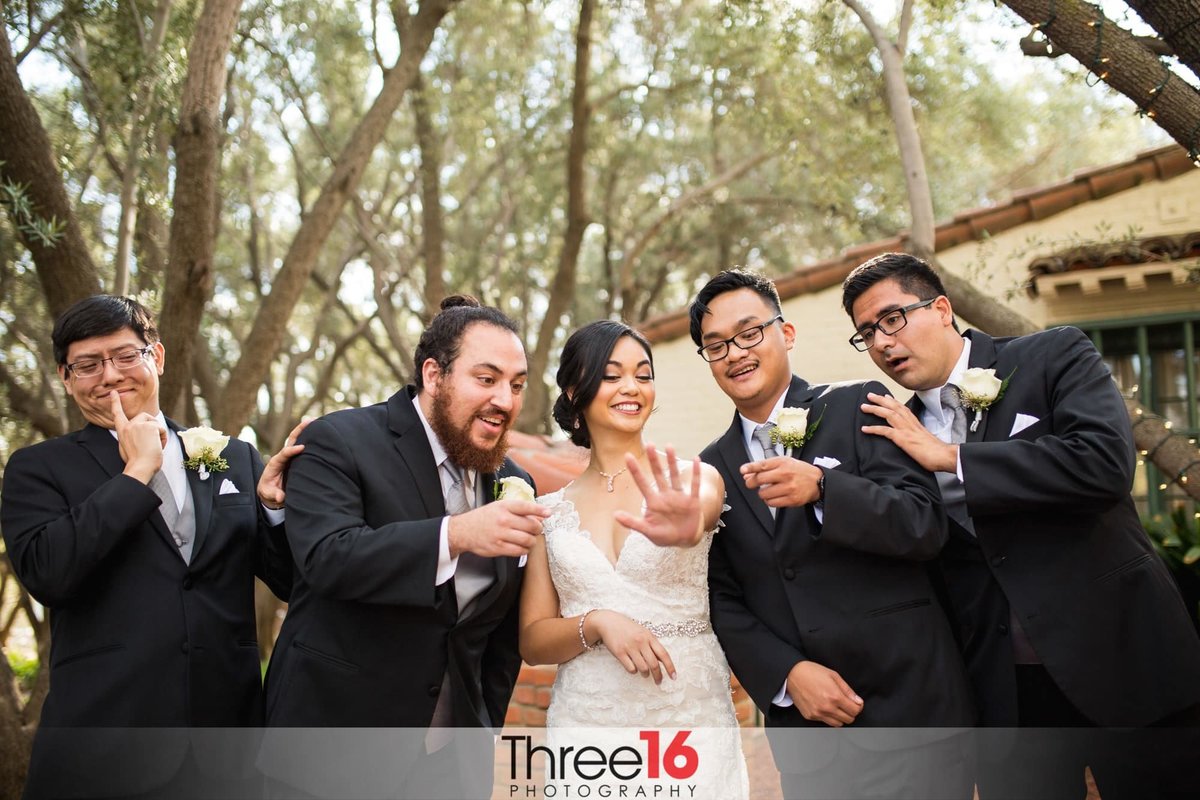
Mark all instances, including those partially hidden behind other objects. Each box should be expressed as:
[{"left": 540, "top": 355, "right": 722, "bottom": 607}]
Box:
[
  {"left": 2, "top": 295, "right": 302, "bottom": 798},
  {"left": 842, "top": 252, "right": 1200, "bottom": 800},
  {"left": 689, "top": 269, "right": 975, "bottom": 799}
]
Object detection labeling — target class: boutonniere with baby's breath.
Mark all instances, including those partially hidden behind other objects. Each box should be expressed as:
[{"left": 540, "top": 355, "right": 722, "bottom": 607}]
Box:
[
  {"left": 179, "top": 426, "right": 230, "bottom": 480},
  {"left": 772, "top": 405, "right": 825, "bottom": 455},
  {"left": 956, "top": 367, "right": 1016, "bottom": 432}
]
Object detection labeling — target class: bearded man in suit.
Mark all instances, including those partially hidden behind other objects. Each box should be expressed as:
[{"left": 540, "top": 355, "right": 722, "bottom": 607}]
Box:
[
  {"left": 261, "top": 296, "right": 547, "bottom": 800},
  {"left": 843, "top": 252, "right": 1200, "bottom": 799},
  {"left": 691, "top": 269, "right": 975, "bottom": 800},
  {"left": 2, "top": 295, "right": 300, "bottom": 799}
]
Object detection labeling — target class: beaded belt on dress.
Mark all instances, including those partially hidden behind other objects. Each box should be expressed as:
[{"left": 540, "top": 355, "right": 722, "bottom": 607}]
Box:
[{"left": 634, "top": 619, "right": 711, "bottom": 638}]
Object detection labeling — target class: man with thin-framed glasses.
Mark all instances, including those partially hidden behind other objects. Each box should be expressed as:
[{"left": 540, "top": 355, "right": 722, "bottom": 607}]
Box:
[
  {"left": 690, "top": 269, "right": 975, "bottom": 800},
  {"left": 2, "top": 295, "right": 304, "bottom": 799}
]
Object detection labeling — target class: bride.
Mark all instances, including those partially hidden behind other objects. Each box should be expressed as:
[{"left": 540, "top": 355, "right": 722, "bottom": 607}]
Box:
[{"left": 519, "top": 320, "right": 749, "bottom": 799}]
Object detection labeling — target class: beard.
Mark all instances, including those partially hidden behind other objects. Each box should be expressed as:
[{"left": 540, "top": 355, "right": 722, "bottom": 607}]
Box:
[{"left": 429, "top": 385, "right": 512, "bottom": 474}]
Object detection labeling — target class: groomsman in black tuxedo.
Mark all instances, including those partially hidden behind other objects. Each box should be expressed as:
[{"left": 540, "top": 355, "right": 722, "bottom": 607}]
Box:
[
  {"left": 843, "top": 252, "right": 1200, "bottom": 799},
  {"left": 691, "top": 270, "right": 975, "bottom": 800},
  {"left": 260, "top": 296, "right": 546, "bottom": 800},
  {"left": 1, "top": 295, "right": 300, "bottom": 799}
]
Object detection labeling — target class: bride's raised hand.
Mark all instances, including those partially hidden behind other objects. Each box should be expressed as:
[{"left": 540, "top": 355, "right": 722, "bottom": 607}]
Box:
[
  {"left": 613, "top": 444, "right": 703, "bottom": 548},
  {"left": 589, "top": 610, "right": 677, "bottom": 684}
]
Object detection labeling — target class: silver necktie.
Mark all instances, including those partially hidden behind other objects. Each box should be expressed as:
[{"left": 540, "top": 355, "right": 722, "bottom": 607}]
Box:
[
  {"left": 752, "top": 422, "right": 781, "bottom": 459},
  {"left": 940, "top": 384, "right": 968, "bottom": 444},
  {"left": 149, "top": 470, "right": 184, "bottom": 547}
]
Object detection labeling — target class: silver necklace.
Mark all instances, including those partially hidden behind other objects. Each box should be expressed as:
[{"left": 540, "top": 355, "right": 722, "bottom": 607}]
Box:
[{"left": 596, "top": 466, "right": 628, "bottom": 492}]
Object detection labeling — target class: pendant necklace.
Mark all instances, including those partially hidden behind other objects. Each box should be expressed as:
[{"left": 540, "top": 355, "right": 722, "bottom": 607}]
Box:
[{"left": 596, "top": 466, "right": 628, "bottom": 493}]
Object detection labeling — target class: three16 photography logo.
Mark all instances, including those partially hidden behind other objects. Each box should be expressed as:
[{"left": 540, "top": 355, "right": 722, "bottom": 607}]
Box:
[{"left": 503, "top": 729, "right": 701, "bottom": 798}]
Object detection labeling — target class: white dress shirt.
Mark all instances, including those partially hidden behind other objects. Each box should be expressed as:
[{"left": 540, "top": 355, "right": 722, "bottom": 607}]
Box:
[
  {"left": 412, "top": 396, "right": 477, "bottom": 587},
  {"left": 914, "top": 337, "right": 971, "bottom": 482}
]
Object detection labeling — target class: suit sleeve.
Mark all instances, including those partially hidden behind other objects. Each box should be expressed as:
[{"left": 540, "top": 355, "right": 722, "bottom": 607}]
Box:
[
  {"left": 707, "top": 513, "right": 806, "bottom": 712},
  {"left": 961, "top": 327, "right": 1135, "bottom": 515},
  {"left": 245, "top": 440, "right": 294, "bottom": 601},
  {"left": 0, "top": 446, "right": 160, "bottom": 607},
  {"left": 814, "top": 382, "right": 947, "bottom": 560},
  {"left": 283, "top": 417, "right": 443, "bottom": 607}
]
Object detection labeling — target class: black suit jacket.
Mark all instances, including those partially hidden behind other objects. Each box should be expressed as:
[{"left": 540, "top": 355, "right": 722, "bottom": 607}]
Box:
[
  {"left": 919, "top": 327, "right": 1200, "bottom": 726},
  {"left": 701, "top": 376, "right": 974, "bottom": 730},
  {"left": 1, "top": 420, "right": 292, "bottom": 795},
  {"left": 263, "top": 387, "right": 529, "bottom": 730}
]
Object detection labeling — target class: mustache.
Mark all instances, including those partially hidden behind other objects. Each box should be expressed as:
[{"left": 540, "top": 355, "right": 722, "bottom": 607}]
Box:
[{"left": 479, "top": 406, "right": 511, "bottom": 425}]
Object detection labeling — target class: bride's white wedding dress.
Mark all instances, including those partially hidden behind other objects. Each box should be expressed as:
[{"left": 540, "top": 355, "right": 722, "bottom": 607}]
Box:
[{"left": 538, "top": 487, "right": 749, "bottom": 799}]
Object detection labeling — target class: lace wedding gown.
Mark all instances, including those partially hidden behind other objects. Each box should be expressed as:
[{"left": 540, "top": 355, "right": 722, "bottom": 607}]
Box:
[{"left": 538, "top": 488, "right": 749, "bottom": 799}]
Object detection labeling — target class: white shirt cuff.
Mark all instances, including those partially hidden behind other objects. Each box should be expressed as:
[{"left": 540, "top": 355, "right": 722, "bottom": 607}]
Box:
[
  {"left": 435, "top": 516, "right": 458, "bottom": 586},
  {"left": 261, "top": 505, "right": 285, "bottom": 526},
  {"left": 813, "top": 503, "right": 824, "bottom": 525},
  {"left": 772, "top": 679, "right": 794, "bottom": 708},
  {"left": 955, "top": 447, "right": 964, "bottom": 483}
]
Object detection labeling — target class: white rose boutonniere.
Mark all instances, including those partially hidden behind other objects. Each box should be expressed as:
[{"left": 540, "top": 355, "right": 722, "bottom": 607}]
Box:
[
  {"left": 179, "top": 426, "right": 231, "bottom": 480},
  {"left": 956, "top": 367, "right": 1016, "bottom": 431},
  {"left": 496, "top": 476, "right": 536, "bottom": 503},
  {"left": 771, "top": 406, "right": 825, "bottom": 455}
]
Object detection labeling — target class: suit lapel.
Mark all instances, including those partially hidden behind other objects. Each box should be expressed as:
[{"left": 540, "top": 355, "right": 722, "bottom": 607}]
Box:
[
  {"left": 388, "top": 389, "right": 444, "bottom": 518},
  {"left": 77, "top": 424, "right": 126, "bottom": 478},
  {"left": 775, "top": 377, "right": 817, "bottom": 533},
  {"left": 716, "top": 418, "right": 774, "bottom": 535},
  {"left": 458, "top": 469, "right": 510, "bottom": 625},
  {"left": 78, "top": 423, "right": 179, "bottom": 554},
  {"left": 177, "top": 419, "right": 215, "bottom": 561},
  {"left": 963, "top": 330, "right": 999, "bottom": 444}
]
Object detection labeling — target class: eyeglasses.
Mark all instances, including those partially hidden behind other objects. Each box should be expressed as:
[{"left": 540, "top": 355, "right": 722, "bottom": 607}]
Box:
[
  {"left": 697, "top": 315, "right": 783, "bottom": 362},
  {"left": 848, "top": 299, "right": 937, "bottom": 351},
  {"left": 65, "top": 345, "right": 155, "bottom": 379}
]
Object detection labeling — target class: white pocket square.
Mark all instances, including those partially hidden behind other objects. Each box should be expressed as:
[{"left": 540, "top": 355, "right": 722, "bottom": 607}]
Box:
[
  {"left": 1009, "top": 414, "right": 1040, "bottom": 437},
  {"left": 518, "top": 554, "right": 528, "bottom": 568},
  {"left": 218, "top": 478, "right": 240, "bottom": 495},
  {"left": 812, "top": 456, "right": 842, "bottom": 470}
]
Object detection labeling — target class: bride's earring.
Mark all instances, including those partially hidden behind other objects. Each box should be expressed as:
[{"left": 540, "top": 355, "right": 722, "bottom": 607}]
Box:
[{"left": 573, "top": 417, "right": 580, "bottom": 430}]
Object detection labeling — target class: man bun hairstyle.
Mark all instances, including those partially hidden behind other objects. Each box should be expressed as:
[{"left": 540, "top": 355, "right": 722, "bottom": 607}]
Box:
[
  {"left": 688, "top": 268, "right": 783, "bottom": 347},
  {"left": 52, "top": 295, "right": 160, "bottom": 365},
  {"left": 412, "top": 295, "right": 521, "bottom": 390},
  {"left": 553, "top": 320, "right": 653, "bottom": 449}
]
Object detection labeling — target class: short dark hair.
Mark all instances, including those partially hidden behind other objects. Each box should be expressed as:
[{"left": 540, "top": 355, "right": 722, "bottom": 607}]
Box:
[
  {"left": 412, "top": 295, "right": 521, "bottom": 390},
  {"left": 688, "top": 269, "right": 782, "bottom": 347},
  {"left": 841, "top": 252, "right": 950, "bottom": 320},
  {"left": 553, "top": 320, "right": 653, "bottom": 448},
  {"left": 52, "top": 295, "right": 160, "bottom": 365}
]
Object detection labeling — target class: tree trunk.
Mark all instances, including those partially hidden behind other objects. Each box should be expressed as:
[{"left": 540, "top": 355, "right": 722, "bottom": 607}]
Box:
[
  {"left": 1125, "top": 1, "right": 1200, "bottom": 83},
  {"left": 1126, "top": 399, "right": 1200, "bottom": 503},
  {"left": 0, "top": 22, "right": 100, "bottom": 319},
  {"left": 1001, "top": 0, "right": 1200, "bottom": 154},
  {"left": 412, "top": 74, "right": 447, "bottom": 316},
  {"left": 113, "top": 0, "right": 175, "bottom": 296},
  {"left": 0, "top": 644, "right": 30, "bottom": 799},
  {"left": 524, "top": 0, "right": 595, "bottom": 433},
  {"left": 214, "top": 0, "right": 458, "bottom": 436},
  {"left": 157, "top": 0, "right": 244, "bottom": 419},
  {"left": 843, "top": 0, "right": 936, "bottom": 258}
]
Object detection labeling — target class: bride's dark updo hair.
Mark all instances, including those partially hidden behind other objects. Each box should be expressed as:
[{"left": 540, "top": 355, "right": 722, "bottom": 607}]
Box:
[{"left": 553, "top": 320, "right": 654, "bottom": 448}]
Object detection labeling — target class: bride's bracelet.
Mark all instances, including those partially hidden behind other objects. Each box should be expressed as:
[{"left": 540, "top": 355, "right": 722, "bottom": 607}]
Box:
[{"left": 578, "top": 609, "right": 599, "bottom": 651}]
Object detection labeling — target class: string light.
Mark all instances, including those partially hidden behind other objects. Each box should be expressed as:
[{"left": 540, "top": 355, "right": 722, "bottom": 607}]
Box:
[
  {"left": 1086, "top": 11, "right": 1109, "bottom": 87},
  {"left": 1138, "top": 62, "right": 1171, "bottom": 120},
  {"left": 1025, "top": 0, "right": 1058, "bottom": 56},
  {"left": 1131, "top": 411, "right": 1200, "bottom": 497}
]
